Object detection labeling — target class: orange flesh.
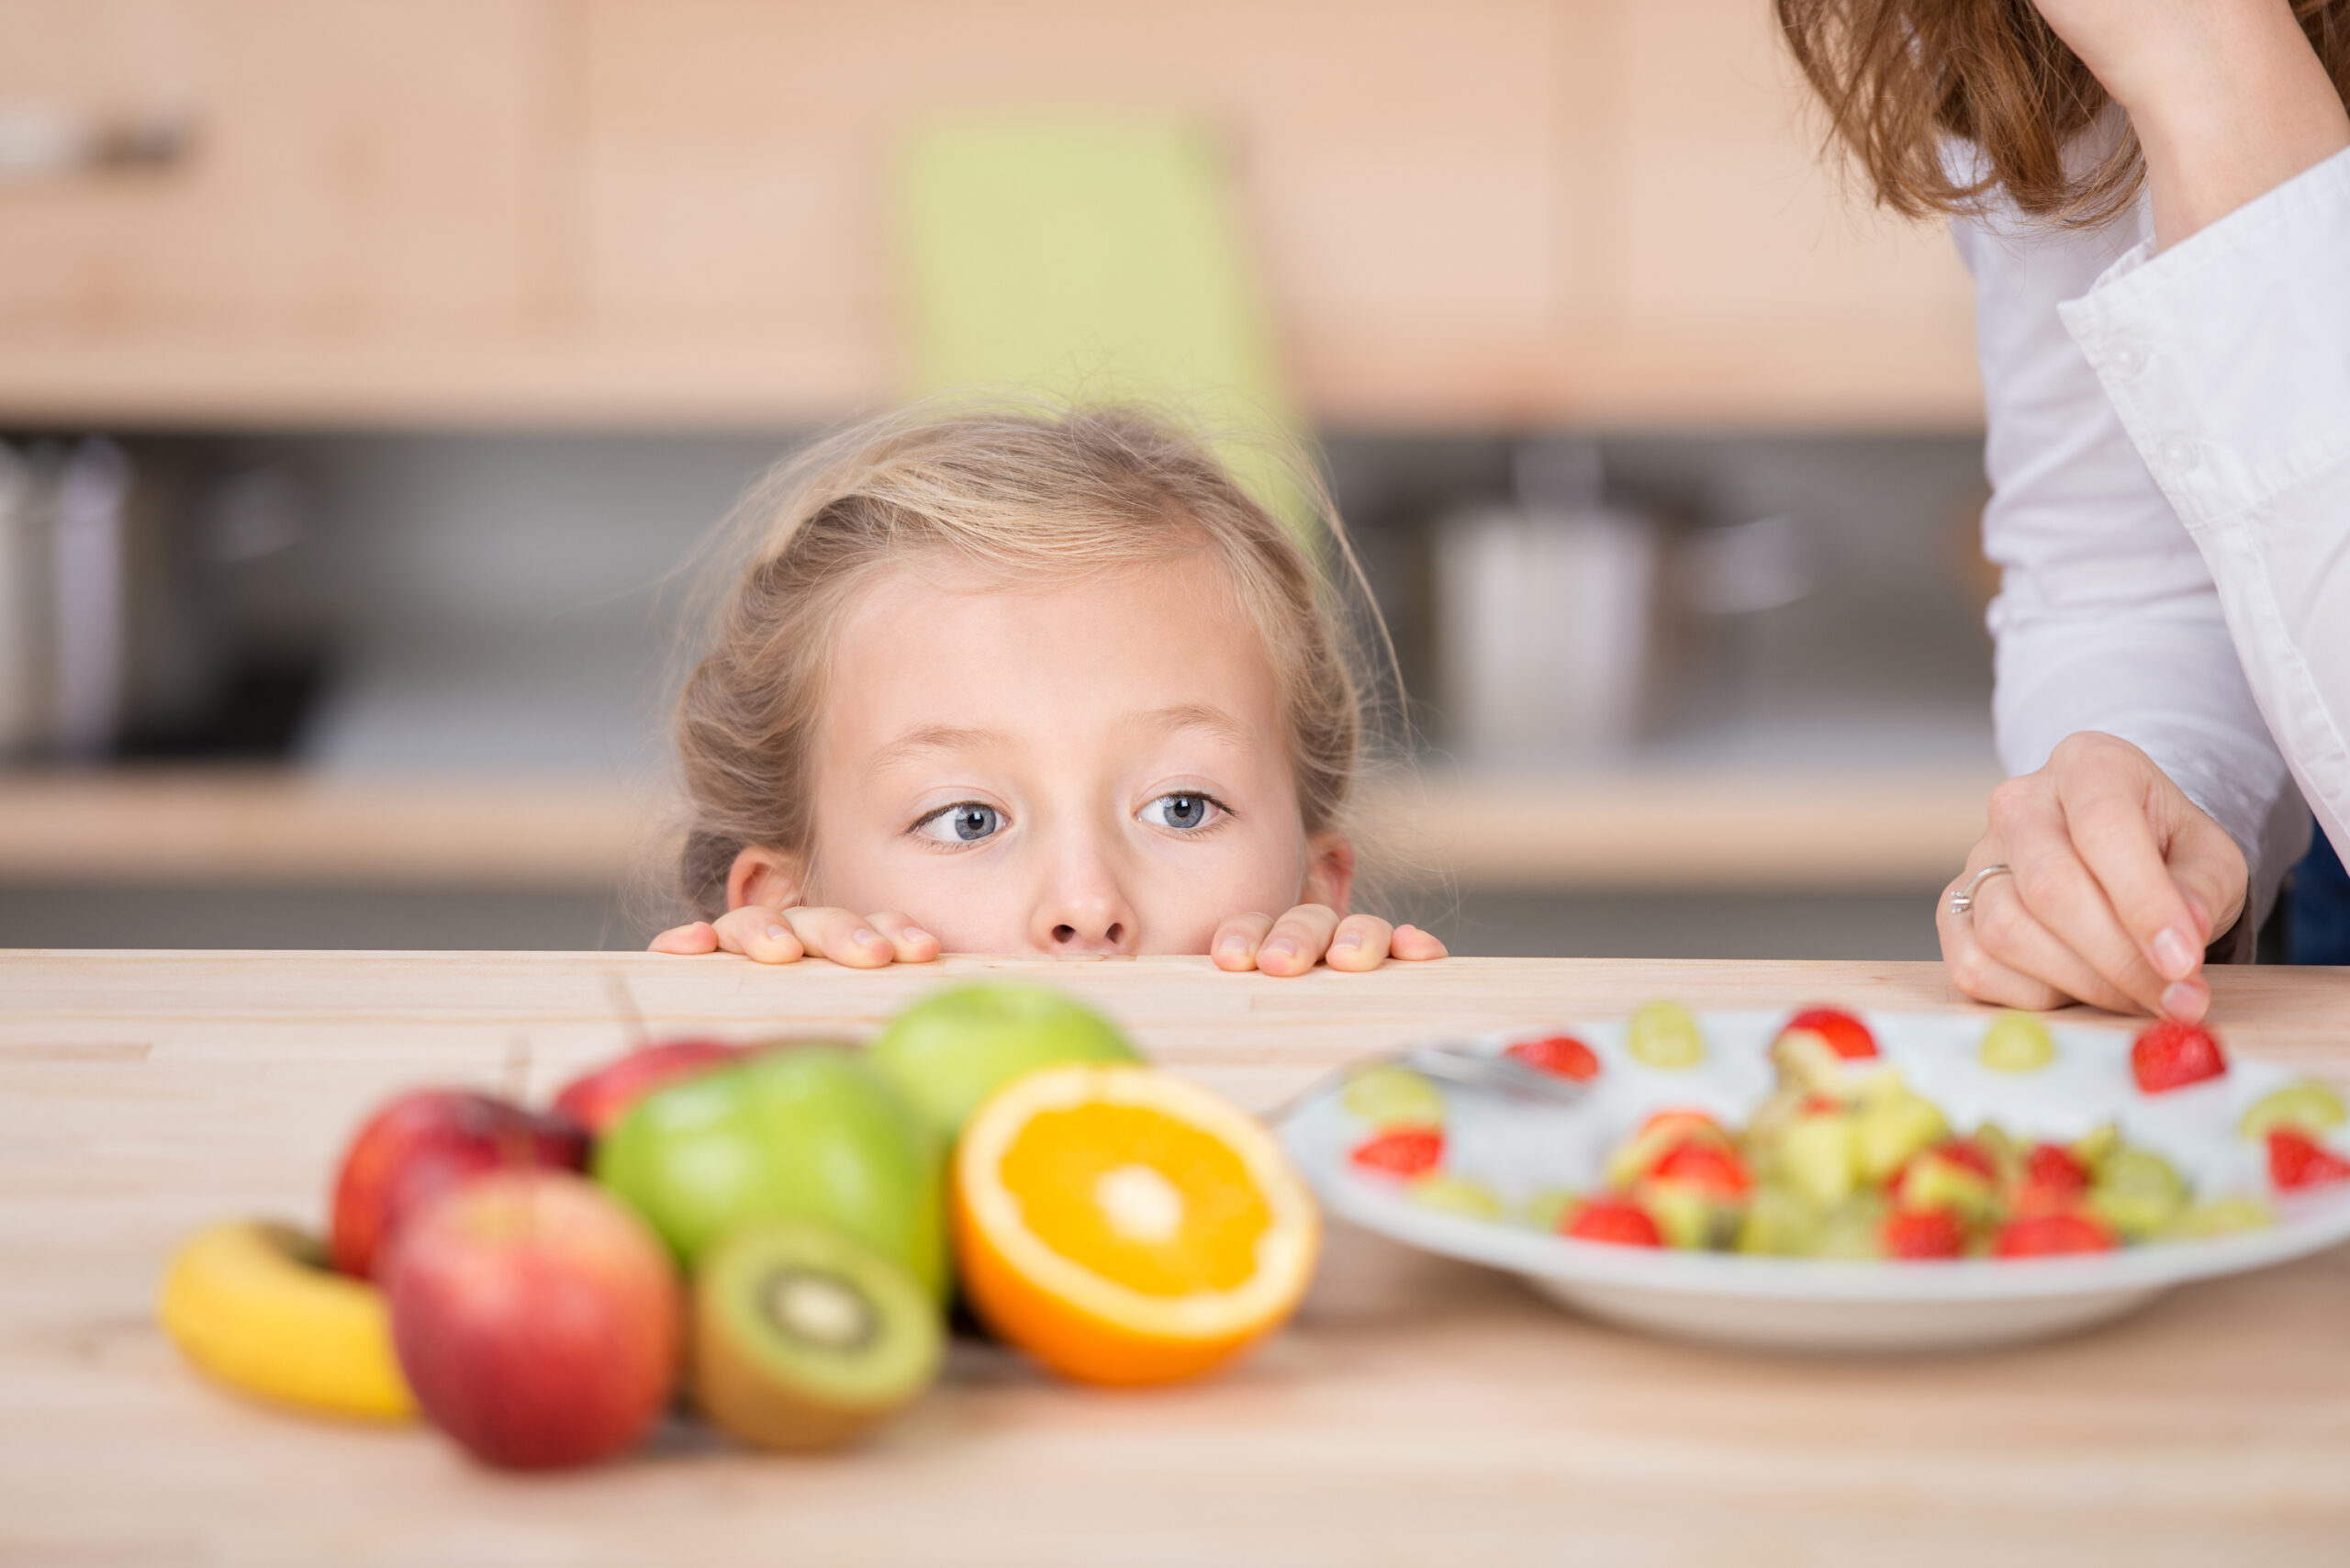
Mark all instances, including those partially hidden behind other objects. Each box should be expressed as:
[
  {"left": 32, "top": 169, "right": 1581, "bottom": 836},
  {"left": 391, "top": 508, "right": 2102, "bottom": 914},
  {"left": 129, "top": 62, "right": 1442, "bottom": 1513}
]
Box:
[{"left": 997, "top": 1103, "right": 1272, "bottom": 1296}]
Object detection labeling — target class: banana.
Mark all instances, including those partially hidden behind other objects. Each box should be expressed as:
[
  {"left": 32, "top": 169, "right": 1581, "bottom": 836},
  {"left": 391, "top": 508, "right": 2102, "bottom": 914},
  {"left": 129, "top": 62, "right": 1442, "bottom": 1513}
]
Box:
[{"left": 157, "top": 1220, "right": 415, "bottom": 1421}]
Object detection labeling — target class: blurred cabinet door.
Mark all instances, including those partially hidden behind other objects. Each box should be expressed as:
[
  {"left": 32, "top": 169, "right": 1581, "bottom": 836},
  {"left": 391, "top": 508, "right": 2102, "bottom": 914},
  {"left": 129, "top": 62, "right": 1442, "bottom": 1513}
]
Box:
[
  {"left": 0, "top": 0, "right": 560, "bottom": 336},
  {"left": 1574, "top": 0, "right": 1979, "bottom": 421},
  {"left": 579, "top": 0, "right": 1574, "bottom": 426}
]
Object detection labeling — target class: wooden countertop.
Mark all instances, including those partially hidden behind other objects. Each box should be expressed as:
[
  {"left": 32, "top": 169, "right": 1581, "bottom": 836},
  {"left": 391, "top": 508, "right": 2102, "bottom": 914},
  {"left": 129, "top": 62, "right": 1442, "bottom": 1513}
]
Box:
[{"left": 6, "top": 951, "right": 2348, "bottom": 1565}]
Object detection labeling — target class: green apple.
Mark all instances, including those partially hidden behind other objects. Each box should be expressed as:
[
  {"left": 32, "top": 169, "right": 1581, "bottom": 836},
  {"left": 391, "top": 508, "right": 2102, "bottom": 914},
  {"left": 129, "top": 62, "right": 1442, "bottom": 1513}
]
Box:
[
  {"left": 868, "top": 982, "right": 1140, "bottom": 1146},
  {"left": 2237, "top": 1081, "right": 2348, "bottom": 1142},
  {"left": 1854, "top": 1085, "right": 1948, "bottom": 1184},
  {"left": 1780, "top": 1112, "right": 1862, "bottom": 1206},
  {"left": 2087, "top": 1147, "right": 2188, "bottom": 1241},
  {"left": 595, "top": 1046, "right": 946, "bottom": 1299}
]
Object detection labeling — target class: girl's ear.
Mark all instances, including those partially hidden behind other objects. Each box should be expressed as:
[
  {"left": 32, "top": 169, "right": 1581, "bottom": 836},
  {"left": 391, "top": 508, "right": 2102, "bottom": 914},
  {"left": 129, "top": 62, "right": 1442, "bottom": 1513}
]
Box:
[
  {"left": 1301, "top": 830, "right": 1355, "bottom": 916},
  {"left": 726, "top": 845, "right": 807, "bottom": 912}
]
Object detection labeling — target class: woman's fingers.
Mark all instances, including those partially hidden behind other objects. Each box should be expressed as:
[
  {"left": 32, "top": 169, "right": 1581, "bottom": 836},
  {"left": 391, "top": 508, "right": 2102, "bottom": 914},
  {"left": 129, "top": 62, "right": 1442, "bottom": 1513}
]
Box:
[
  {"left": 1324, "top": 914, "right": 1393, "bottom": 972},
  {"left": 1211, "top": 913, "right": 1275, "bottom": 971},
  {"left": 1989, "top": 777, "right": 2172, "bottom": 1014},
  {"left": 1254, "top": 903, "right": 1342, "bottom": 977},
  {"left": 2047, "top": 734, "right": 2243, "bottom": 1007},
  {"left": 647, "top": 920, "right": 720, "bottom": 956},
  {"left": 1937, "top": 851, "right": 2079, "bottom": 1011}
]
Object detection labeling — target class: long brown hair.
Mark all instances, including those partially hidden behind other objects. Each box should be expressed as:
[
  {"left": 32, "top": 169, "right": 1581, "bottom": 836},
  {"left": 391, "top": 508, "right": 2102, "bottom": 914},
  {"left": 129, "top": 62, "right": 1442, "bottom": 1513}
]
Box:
[{"left": 1778, "top": 0, "right": 2350, "bottom": 226}]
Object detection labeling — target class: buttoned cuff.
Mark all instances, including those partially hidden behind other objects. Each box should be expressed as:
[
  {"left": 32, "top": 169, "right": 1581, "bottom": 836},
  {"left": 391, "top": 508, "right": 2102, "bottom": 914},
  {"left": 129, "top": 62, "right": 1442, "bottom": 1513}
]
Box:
[{"left": 2059, "top": 144, "right": 2350, "bottom": 532}]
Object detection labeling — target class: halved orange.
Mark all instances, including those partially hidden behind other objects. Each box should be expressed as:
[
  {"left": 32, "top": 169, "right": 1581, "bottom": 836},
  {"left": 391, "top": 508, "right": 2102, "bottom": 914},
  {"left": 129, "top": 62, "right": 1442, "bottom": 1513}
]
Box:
[{"left": 951, "top": 1064, "right": 1319, "bottom": 1387}]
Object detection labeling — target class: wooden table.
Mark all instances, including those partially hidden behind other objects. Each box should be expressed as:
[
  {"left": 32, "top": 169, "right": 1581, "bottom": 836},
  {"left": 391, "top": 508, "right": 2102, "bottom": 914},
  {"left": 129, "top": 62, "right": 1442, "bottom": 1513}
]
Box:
[{"left": 6, "top": 951, "right": 2349, "bottom": 1565}]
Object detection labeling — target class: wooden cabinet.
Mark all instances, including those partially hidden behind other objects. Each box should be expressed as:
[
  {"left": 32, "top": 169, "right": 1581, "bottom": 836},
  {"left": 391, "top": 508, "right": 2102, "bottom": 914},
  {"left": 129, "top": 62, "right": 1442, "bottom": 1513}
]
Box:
[
  {"left": 0, "top": 0, "right": 563, "bottom": 335},
  {"left": 0, "top": 0, "right": 1980, "bottom": 430}
]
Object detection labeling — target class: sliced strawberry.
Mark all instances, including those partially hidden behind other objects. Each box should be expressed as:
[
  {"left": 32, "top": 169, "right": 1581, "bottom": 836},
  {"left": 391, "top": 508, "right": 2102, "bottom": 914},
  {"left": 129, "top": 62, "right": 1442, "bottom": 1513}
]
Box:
[
  {"left": 1883, "top": 1208, "right": 1965, "bottom": 1260},
  {"left": 2267, "top": 1128, "right": 2350, "bottom": 1190},
  {"left": 1651, "top": 1139, "right": 1752, "bottom": 1199},
  {"left": 2024, "top": 1142, "right": 2089, "bottom": 1194},
  {"left": 1933, "top": 1138, "right": 1998, "bottom": 1182},
  {"left": 1505, "top": 1034, "right": 1602, "bottom": 1081},
  {"left": 1349, "top": 1126, "right": 1444, "bottom": 1180},
  {"left": 1562, "top": 1197, "right": 1662, "bottom": 1248},
  {"left": 2130, "top": 1020, "right": 2228, "bottom": 1093},
  {"left": 1992, "top": 1212, "right": 2117, "bottom": 1258},
  {"left": 1781, "top": 1006, "right": 1878, "bottom": 1060}
]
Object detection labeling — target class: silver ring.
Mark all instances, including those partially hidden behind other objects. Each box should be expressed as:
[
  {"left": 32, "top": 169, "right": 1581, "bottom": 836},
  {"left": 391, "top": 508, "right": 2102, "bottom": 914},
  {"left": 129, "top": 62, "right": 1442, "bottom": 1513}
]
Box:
[{"left": 1948, "top": 863, "right": 2012, "bottom": 917}]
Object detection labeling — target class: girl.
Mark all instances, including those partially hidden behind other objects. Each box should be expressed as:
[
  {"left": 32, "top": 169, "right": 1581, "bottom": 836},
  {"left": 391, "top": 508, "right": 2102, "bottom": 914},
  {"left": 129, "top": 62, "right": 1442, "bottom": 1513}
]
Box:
[{"left": 648, "top": 405, "right": 1446, "bottom": 977}]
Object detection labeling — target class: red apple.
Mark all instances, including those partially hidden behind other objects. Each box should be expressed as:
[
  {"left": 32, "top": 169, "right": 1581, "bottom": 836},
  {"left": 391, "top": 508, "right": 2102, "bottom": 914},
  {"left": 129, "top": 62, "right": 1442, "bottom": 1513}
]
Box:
[
  {"left": 387, "top": 1170, "right": 680, "bottom": 1470},
  {"left": 330, "top": 1090, "right": 588, "bottom": 1280},
  {"left": 551, "top": 1038, "right": 743, "bottom": 1137}
]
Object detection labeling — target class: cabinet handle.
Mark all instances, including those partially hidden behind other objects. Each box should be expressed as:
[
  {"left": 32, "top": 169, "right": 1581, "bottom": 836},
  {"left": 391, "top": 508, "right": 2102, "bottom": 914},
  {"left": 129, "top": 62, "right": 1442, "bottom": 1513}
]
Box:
[{"left": 0, "top": 104, "right": 195, "bottom": 181}]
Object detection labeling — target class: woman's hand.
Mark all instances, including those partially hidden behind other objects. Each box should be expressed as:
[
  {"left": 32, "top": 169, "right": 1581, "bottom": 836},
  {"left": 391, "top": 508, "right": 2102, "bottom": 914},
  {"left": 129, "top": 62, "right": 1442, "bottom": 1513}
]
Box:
[
  {"left": 1939, "top": 733, "right": 2247, "bottom": 1021},
  {"left": 1209, "top": 904, "right": 1448, "bottom": 977},
  {"left": 648, "top": 906, "right": 941, "bottom": 967},
  {"left": 2027, "top": 0, "right": 2350, "bottom": 244}
]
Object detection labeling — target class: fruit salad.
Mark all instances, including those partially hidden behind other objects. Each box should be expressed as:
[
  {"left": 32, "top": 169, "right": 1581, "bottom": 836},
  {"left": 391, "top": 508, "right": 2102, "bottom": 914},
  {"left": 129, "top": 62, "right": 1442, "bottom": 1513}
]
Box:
[{"left": 1340, "top": 1006, "right": 2350, "bottom": 1261}]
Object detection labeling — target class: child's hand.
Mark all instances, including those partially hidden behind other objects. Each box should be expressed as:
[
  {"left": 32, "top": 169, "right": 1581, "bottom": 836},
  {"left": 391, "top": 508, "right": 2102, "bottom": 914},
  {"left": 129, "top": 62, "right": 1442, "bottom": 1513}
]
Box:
[
  {"left": 648, "top": 906, "right": 941, "bottom": 968},
  {"left": 1210, "top": 904, "right": 1447, "bottom": 977}
]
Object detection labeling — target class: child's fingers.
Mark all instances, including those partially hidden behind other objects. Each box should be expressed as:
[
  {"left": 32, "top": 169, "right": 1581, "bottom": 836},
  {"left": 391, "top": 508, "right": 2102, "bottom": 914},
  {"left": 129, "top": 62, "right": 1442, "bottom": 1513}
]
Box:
[
  {"left": 647, "top": 921, "right": 721, "bottom": 955},
  {"left": 1389, "top": 923, "right": 1448, "bottom": 962},
  {"left": 1256, "top": 903, "right": 1340, "bottom": 977},
  {"left": 711, "top": 906, "right": 807, "bottom": 964},
  {"left": 1325, "top": 914, "right": 1393, "bottom": 973},
  {"left": 1211, "top": 913, "right": 1275, "bottom": 971},
  {"left": 864, "top": 912, "right": 942, "bottom": 964},
  {"left": 778, "top": 906, "right": 898, "bottom": 968}
]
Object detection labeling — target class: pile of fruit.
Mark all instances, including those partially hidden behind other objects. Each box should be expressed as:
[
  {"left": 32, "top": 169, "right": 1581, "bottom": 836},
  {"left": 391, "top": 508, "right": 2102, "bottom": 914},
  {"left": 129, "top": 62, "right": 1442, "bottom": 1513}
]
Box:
[
  {"left": 1345, "top": 1004, "right": 2350, "bottom": 1260},
  {"left": 158, "top": 983, "right": 1318, "bottom": 1470}
]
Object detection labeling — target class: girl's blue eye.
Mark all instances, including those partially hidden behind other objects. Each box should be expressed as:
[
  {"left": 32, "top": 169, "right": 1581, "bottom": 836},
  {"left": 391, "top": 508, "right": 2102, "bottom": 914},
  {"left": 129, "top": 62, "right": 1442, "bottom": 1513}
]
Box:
[
  {"left": 915, "top": 803, "right": 1002, "bottom": 844},
  {"left": 1139, "top": 792, "right": 1221, "bottom": 832}
]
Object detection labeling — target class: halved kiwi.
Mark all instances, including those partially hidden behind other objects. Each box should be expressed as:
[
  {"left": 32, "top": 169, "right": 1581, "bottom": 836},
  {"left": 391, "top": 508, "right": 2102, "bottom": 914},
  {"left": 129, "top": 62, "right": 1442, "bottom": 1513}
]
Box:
[{"left": 693, "top": 1218, "right": 944, "bottom": 1451}]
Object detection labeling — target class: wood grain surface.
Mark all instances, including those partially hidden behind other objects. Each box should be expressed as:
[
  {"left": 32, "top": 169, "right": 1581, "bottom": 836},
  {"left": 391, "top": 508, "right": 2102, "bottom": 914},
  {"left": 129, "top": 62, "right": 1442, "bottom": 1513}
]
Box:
[{"left": 4, "top": 951, "right": 2347, "bottom": 1566}]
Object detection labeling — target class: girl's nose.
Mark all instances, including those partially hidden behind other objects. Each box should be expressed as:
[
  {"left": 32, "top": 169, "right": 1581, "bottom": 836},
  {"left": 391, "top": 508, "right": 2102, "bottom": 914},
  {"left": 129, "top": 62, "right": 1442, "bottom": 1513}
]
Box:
[{"left": 1033, "top": 855, "right": 1138, "bottom": 956}]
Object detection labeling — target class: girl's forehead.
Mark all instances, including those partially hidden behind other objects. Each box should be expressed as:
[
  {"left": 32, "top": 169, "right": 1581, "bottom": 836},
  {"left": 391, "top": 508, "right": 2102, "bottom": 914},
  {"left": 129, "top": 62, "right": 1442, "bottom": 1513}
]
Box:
[{"left": 824, "top": 552, "right": 1285, "bottom": 751}]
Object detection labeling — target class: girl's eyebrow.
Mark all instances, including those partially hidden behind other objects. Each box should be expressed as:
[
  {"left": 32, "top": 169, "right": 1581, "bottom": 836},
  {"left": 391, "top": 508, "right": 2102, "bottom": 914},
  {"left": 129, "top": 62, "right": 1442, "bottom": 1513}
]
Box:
[
  {"left": 1130, "top": 703, "right": 1249, "bottom": 746},
  {"left": 868, "top": 723, "right": 1008, "bottom": 772}
]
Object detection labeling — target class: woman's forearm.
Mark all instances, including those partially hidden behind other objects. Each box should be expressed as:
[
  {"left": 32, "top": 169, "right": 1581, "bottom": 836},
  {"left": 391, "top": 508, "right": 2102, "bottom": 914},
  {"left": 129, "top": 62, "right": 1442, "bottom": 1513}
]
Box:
[{"left": 2033, "top": 0, "right": 2350, "bottom": 246}]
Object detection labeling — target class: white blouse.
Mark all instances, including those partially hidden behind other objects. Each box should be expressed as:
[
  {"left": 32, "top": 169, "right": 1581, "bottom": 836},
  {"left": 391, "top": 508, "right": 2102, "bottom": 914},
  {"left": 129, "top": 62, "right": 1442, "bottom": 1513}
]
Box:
[{"left": 1953, "top": 143, "right": 2350, "bottom": 946}]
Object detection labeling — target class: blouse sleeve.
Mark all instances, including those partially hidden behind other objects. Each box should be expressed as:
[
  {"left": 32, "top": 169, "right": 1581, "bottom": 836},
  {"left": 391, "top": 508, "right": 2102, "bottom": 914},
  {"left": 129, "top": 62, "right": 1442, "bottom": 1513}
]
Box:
[
  {"left": 2057, "top": 145, "right": 2350, "bottom": 873},
  {"left": 1954, "top": 190, "right": 2311, "bottom": 949}
]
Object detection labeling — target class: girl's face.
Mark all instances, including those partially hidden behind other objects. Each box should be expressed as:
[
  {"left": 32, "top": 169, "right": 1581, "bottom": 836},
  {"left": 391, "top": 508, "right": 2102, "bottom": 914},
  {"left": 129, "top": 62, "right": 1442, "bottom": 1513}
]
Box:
[{"left": 735, "top": 549, "right": 1350, "bottom": 956}]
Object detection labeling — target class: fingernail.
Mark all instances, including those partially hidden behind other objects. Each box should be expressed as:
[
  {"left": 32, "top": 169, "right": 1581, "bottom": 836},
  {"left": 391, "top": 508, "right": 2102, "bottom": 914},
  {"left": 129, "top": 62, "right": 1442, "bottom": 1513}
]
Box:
[
  {"left": 1219, "top": 935, "right": 1250, "bottom": 958},
  {"left": 853, "top": 928, "right": 883, "bottom": 947},
  {"left": 1262, "top": 937, "right": 1298, "bottom": 959},
  {"left": 2161, "top": 980, "right": 2205, "bottom": 1019},
  {"left": 2151, "top": 925, "right": 2198, "bottom": 981},
  {"left": 1333, "top": 932, "right": 1362, "bottom": 950},
  {"left": 765, "top": 924, "right": 787, "bottom": 941},
  {"left": 904, "top": 927, "right": 934, "bottom": 946}
]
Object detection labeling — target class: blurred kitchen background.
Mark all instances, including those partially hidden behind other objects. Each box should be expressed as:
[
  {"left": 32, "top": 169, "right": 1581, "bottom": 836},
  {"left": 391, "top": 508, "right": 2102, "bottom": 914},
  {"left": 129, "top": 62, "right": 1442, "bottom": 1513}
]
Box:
[{"left": 0, "top": 0, "right": 1998, "bottom": 958}]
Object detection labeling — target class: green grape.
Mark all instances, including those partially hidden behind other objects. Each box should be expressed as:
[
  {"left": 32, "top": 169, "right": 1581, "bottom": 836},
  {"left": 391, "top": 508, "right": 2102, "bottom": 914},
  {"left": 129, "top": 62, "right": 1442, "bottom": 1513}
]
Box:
[
  {"left": 2237, "top": 1082, "right": 2348, "bottom": 1141},
  {"left": 1340, "top": 1065, "right": 1444, "bottom": 1128},
  {"left": 1627, "top": 999, "right": 1706, "bottom": 1070},
  {"left": 1405, "top": 1172, "right": 1504, "bottom": 1222},
  {"left": 1979, "top": 1011, "right": 2056, "bottom": 1072}
]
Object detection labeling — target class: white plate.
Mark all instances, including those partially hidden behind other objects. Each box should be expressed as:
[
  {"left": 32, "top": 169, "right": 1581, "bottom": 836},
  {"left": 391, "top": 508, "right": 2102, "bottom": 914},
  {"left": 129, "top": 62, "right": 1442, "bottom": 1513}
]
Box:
[{"left": 1280, "top": 1009, "right": 2350, "bottom": 1354}]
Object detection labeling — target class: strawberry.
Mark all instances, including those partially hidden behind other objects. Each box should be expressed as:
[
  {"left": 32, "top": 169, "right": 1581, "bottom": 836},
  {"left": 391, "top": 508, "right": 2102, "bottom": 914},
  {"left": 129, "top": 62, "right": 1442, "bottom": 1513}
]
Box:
[
  {"left": 1934, "top": 1138, "right": 1998, "bottom": 1182},
  {"left": 1992, "top": 1213, "right": 2116, "bottom": 1258},
  {"left": 2013, "top": 1142, "right": 2092, "bottom": 1215},
  {"left": 1883, "top": 1208, "right": 1965, "bottom": 1260},
  {"left": 1349, "top": 1126, "right": 1444, "bottom": 1180},
  {"left": 2130, "top": 1020, "right": 2228, "bottom": 1093},
  {"left": 2267, "top": 1128, "right": 2350, "bottom": 1190},
  {"left": 1562, "top": 1197, "right": 1662, "bottom": 1248},
  {"left": 1650, "top": 1139, "right": 1752, "bottom": 1199},
  {"left": 1780, "top": 1007, "right": 1878, "bottom": 1060},
  {"left": 1505, "top": 1034, "right": 1602, "bottom": 1081}
]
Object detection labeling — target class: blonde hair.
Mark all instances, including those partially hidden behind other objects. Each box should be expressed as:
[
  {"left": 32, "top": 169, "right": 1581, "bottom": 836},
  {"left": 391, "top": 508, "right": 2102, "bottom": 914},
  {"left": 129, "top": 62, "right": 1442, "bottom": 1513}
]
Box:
[{"left": 672, "top": 403, "right": 1387, "bottom": 920}]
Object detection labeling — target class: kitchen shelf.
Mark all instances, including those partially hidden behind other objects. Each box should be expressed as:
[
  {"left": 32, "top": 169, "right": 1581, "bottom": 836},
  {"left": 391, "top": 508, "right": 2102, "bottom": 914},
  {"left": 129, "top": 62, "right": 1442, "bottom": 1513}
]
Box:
[{"left": 0, "top": 766, "right": 1995, "bottom": 893}]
